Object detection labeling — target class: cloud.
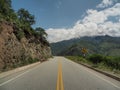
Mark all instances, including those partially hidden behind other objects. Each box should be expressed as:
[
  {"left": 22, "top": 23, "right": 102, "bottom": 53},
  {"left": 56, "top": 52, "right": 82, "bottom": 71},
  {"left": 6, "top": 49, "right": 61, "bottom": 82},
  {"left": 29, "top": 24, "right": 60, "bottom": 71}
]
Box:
[
  {"left": 97, "top": 0, "right": 114, "bottom": 8},
  {"left": 83, "top": 9, "right": 107, "bottom": 24},
  {"left": 46, "top": 2, "right": 120, "bottom": 43}
]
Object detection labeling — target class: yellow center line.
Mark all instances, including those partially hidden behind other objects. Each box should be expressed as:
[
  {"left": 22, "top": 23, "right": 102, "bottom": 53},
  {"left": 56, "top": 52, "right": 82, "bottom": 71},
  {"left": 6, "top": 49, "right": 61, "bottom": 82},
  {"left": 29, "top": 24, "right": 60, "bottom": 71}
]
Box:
[{"left": 56, "top": 61, "right": 64, "bottom": 90}]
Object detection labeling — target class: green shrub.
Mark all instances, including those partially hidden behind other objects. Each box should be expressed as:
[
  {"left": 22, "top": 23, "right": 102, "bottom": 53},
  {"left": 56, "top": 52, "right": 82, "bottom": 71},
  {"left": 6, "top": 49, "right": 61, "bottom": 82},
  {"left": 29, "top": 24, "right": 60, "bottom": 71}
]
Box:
[
  {"left": 27, "top": 57, "right": 39, "bottom": 64},
  {"left": 0, "top": 26, "right": 3, "bottom": 34},
  {"left": 0, "top": 14, "right": 4, "bottom": 22},
  {"left": 16, "top": 30, "right": 25, "bottom": 40},
  {"left": 66, "top": 56, "right": 89, "bottom": 63},
  {"left": 88, "top": 54, "right": 104, "bottom": 64},
  {"left": 104, "top": 56, "right": 120, "bottom": 70},
  {"left": 88, "top": 55, "right": 120, "bottom": 70}
]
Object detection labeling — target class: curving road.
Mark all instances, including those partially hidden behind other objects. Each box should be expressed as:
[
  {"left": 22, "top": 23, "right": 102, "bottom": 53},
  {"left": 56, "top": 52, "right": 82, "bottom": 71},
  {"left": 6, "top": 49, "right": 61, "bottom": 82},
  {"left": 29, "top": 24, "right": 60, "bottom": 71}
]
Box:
[{"left": 0, "top": 57, "right": 120, "bottom": 90}]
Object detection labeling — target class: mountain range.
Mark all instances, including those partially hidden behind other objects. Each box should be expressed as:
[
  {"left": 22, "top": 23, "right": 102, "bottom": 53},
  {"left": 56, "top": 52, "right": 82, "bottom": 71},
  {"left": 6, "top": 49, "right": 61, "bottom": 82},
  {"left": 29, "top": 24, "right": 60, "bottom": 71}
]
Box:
[{"left": 50, "top": 35, "right": 120, "bottom": 56}]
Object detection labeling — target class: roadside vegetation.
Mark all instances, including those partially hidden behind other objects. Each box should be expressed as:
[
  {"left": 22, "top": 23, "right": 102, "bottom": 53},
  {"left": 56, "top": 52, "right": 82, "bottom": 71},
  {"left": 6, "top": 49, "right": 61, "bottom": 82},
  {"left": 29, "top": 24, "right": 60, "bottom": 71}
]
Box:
[
  {"left": 0, "top": 0, "right": 50, "bottom": 71},
  {"left": 66, "top": 55, "right": 120, "bottom": 75}
]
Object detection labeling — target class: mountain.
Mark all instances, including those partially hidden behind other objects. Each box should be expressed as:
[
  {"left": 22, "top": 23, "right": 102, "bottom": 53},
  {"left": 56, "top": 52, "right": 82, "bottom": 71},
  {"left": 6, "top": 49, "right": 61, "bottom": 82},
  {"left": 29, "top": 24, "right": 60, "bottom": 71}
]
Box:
[
  {"left": 50, "top": 39, "right": 80, "bottom": 55},
  {"left": 50, "top": 35, "right": 120, "bottom": 56}
]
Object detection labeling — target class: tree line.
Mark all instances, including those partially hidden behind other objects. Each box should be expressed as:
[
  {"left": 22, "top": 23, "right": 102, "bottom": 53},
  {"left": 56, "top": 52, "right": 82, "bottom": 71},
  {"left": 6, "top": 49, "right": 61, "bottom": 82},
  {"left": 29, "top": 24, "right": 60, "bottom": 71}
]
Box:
[{"left": 0, "top": 0, "right": 49, "bottom": 46}]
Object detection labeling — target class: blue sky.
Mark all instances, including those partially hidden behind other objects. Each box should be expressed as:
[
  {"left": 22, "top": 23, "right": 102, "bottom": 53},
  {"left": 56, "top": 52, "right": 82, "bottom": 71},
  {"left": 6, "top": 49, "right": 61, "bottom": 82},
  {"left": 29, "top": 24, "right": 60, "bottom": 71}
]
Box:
[
  {"left": 12, "top": 0, "right": 120, "bottom": 43},
  {"left": 12, "top": 0, "right": 100, "bottom": 29}
]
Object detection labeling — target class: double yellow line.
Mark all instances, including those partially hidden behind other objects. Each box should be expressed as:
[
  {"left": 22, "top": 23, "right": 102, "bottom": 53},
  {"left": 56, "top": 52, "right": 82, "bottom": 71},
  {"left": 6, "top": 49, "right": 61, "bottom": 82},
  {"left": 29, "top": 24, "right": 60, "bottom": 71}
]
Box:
[{"left": 56, "top": 61, "right": 64, "bottom": 90}]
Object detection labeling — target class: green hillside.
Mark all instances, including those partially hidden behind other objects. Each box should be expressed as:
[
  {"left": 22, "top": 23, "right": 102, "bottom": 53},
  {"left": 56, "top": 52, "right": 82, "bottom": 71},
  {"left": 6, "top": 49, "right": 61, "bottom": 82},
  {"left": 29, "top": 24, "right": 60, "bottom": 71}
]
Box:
[{"left": 51, "top": 35, "right": 120, "bottom": 56}]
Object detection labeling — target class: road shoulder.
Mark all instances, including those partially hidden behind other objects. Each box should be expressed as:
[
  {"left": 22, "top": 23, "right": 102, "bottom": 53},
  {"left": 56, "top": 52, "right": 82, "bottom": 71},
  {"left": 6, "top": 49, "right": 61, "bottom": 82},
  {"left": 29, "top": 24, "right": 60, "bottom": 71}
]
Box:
[{"left": 0, "top": 62, "right": 40, "bottom": 79}]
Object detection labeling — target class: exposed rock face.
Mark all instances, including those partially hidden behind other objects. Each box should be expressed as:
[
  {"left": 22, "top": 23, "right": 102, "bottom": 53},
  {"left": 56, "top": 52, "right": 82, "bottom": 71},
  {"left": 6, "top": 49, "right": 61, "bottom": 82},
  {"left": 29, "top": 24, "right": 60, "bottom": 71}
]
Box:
[{"left": 0, "top": 22, "right": 51, "bottom": 71}]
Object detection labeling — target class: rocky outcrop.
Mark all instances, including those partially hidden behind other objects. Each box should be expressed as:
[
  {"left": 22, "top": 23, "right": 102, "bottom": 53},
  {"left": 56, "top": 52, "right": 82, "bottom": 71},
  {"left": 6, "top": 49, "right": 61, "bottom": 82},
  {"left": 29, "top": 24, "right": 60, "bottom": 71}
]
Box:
[{"left": 0, "top": 22, "right": 51, "bottom": 71}]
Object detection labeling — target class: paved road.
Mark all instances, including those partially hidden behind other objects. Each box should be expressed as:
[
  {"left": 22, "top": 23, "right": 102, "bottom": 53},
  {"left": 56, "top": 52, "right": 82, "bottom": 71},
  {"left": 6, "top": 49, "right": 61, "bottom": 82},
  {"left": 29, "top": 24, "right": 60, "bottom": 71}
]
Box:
[{"left": 0, "top": 57, "right": 120, "bottom": 90}]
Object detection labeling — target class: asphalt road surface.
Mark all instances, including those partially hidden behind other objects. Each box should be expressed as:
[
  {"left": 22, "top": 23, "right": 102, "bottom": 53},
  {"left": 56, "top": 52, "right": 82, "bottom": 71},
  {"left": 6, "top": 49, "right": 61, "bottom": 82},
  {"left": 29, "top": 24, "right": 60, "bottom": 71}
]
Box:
[{"left": 0, "top": 57, "right": 120, "bottom": 90}]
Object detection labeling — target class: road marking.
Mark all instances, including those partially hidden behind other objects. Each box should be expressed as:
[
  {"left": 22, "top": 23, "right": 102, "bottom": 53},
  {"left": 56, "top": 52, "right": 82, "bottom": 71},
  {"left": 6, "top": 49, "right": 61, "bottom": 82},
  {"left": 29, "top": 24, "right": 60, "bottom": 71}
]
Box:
[
  {"left": 67, "top": 59, "right": 120, "bottom": 89},
  {"left": 56, "top": 61, "right": 64, "bottom": 90},
  {"left": 0, "top": 64, "right": 40, "bottom": 87},
  {"left": 86, "top": 70, "right": 120, "bottom": 89},
  {"left": 75, "top": 63, "right": 120, "bottom": 89}
]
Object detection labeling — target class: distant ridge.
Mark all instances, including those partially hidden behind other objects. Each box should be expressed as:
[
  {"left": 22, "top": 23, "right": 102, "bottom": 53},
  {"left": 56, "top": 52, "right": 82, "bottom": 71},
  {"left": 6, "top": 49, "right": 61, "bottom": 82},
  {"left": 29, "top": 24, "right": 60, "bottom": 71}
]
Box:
[{"left": 50, "top": 35, "right": 120, "bottom": 56}]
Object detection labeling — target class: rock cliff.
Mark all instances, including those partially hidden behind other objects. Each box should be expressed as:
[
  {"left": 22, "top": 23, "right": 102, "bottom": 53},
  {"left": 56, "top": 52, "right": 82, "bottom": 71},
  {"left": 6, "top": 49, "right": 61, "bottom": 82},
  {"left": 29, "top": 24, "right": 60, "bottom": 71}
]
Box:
[{"left": 0, "top": 21, "right": 51, "bottom": 71}]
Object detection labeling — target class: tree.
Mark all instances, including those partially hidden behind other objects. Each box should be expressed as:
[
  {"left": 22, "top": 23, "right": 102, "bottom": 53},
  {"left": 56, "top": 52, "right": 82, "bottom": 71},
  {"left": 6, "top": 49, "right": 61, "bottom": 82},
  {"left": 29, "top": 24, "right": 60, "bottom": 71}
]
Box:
[
  {"left": 35, "top": 27, "right": 48, "bottom": 37},
  {"left": 17, "top": 8, "right": 35, "bottom": 36},
  {"left": 35, "top": 27, "right": 49, "bottom": 46},
  {"left": 0, "top": 0, "right": 16, "bottom": 21},
  {"left": 35, "top": 27, "right": 47, "bottom": 40},
  {"left": 0, "top": 0, "right": 12, "bottom": 15},
  {"left": 17, "top": 8, "right": 35, "bottom": 26}
]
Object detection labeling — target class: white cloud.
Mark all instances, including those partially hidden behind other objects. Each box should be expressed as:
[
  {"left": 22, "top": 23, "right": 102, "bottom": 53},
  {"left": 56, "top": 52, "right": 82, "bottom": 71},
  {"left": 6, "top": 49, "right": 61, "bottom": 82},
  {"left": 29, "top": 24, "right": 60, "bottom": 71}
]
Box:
[
  {"left": 97, "top": 0, "right": 114, "bottom": 8},
  {"left": 83, "top": 9, "right": 107, "bottom": 23},
  {"left": 46, "top": 2, "right": 120, "bottom": 43}
]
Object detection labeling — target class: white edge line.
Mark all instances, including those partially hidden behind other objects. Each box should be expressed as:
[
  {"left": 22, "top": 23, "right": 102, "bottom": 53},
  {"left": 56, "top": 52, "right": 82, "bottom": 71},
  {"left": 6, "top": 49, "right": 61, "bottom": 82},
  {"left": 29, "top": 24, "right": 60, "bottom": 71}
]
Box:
[
  {"left": 80, "top": 64, "right": 120, "bottom": 89},
  {"left": 67, "top": 59, "right": 120, "bottom": 89},
  {"left": 0, "top": 65, "right": 40, "bottom": 87}
]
